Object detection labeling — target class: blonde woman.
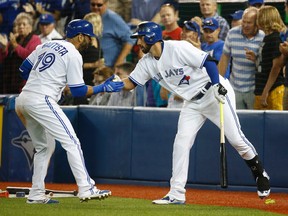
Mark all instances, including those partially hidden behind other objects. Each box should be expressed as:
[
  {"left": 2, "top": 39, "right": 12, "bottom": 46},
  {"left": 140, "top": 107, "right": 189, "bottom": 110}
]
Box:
[
  {"left": 0, "top": 12, "right": 41, "bottom": 93},
  {"left": 73, "top": 12, "right": 105, "bottom": 105},
  {"left": 254, "top": 5, "right": 286, "bottom": 110},
  {"left": 82, "top": 12, "right": 104, "bottom": 74}
]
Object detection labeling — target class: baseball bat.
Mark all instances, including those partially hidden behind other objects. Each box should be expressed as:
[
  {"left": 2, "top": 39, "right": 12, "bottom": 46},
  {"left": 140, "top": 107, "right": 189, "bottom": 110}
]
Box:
[
  {"left": 6, "top": 186, "right": 78, "bottom": 196},
  {"left": 220, "top": 102, "right": 228, "bottom": 188}
]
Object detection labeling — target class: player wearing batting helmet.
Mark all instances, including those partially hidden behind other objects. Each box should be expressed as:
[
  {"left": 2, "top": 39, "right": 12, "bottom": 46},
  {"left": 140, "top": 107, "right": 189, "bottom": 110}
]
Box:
[
  {"left": 15, "top": 19, "right": 124, "bottom": 204},
  {"left": 122, "top": 21, "right": 270, "bottom": 204}
]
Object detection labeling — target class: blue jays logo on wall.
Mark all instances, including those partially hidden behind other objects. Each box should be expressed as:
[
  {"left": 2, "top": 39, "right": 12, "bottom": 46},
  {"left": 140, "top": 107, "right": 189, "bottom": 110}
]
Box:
[
  {"left": 178, "top": 75, "right": 190, "bottom": 86},
  {"left": 11, "top": 130, "right": 35, "bottom": 170}
]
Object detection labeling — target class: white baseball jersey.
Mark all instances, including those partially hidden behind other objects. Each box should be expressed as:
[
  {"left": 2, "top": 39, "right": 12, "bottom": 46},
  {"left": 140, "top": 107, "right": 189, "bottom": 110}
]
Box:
[
  {"left": 129, "top": 40, "right": 260, "bottom": 202},
  {"left": 22, "top": 40, "right": 85, "bottom": 101},
  {"left": 129, "top": 40, "right": 210, "bottom": 101},
  {"left": 16, "top": 40, "right": 97, "bottom": 200}
]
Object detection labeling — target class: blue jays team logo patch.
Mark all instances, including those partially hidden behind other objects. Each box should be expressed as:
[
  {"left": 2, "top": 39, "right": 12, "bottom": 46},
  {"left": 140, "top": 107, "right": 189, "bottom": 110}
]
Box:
[
  {"left": 178, "top": 75, "right": 190, "bottom": 86},
  {"left": 11, "top": 130, "right": 35, "bottom": 170}
]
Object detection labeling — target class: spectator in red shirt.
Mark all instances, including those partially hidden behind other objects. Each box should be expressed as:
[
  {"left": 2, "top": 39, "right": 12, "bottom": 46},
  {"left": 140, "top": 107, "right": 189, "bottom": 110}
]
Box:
[
  {"left": 0, "top": 12, "right": 41, "bottom": 94},
  {"left": 160, "top": 3, "right": 182, "bottom": 40}
]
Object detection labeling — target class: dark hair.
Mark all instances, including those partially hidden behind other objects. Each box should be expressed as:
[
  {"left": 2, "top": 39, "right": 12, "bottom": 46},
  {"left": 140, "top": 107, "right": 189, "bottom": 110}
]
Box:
[{"left": 115, "top": 62, "right": 135, "bottom": 74}]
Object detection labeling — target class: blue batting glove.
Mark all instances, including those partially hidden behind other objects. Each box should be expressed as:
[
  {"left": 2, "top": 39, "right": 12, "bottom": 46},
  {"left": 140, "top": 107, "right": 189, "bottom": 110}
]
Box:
[
  {"left": 103, "top": 75, "right": 124, "bottom": 92},
  {"left": 93, "top": 75, "right": 124, "bottom": 94}
]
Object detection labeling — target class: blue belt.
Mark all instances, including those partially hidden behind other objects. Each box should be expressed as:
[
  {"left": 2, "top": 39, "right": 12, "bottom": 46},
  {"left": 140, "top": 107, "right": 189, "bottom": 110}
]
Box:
[{"left": 191, "top": 82, "right": 212, "bottom": 100}]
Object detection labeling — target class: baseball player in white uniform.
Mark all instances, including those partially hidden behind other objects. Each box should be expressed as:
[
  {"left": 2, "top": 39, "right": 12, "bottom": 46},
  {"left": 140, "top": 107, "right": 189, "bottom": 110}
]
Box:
[
  {"left": 122, "top": 21, "right": 271, "bottom": 204},
  {"left": 15, "top": 19, "right": 124, "bottom": 204}
]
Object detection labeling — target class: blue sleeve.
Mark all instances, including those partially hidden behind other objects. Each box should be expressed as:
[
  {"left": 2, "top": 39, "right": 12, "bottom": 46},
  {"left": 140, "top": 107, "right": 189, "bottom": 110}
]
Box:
[
  {"left": 70, "top": 85, "right": 88, "bottom": 97},
  {"left": 203, "top": 58, "right": 220, "bottom": 85},
  {"left": 19, "top": 58, "right": 33, "bottom": 80}
]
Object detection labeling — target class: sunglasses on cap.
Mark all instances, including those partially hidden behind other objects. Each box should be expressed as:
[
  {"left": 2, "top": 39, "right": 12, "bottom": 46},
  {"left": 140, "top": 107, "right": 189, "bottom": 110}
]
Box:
[
  {"left": 90, "top": 3, "right": 103, "bottom": 7},
  {"left": 203, "top": 19, "right": 215, "bottom": 26}
]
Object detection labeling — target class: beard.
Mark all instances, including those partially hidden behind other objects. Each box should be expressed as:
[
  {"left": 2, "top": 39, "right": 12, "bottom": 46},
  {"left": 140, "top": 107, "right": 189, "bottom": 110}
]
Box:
[
  {"left": 79, "top": 39, "right": 90, "bottom": 51},
  {"left": 140, "top": 44, "right": 152, "bottom": 54}
]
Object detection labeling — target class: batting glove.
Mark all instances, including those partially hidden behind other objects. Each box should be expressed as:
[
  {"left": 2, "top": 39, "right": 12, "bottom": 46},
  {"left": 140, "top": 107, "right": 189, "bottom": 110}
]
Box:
[
  {"left": 103, "top": 75, "right": 124, "bottom": 92},
  {"left": 93, "top": 75, "right": 124, "bottom": 94},
  {"left": 212, "top": 83, "right": 227, "bottom": 104}
]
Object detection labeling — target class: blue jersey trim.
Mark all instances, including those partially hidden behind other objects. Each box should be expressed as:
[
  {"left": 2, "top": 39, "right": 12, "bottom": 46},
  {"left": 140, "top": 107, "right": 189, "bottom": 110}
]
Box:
[
  {"left": 199, "top": 53, "right": 208, "bottom": 69},
  {"left": 45, "top": 96, "right": 92, "bottom": 185},
  {"left": 19, "top": 58, "right": 33, "bottom": 80},
  {"left": 128, "top": 76, "right": 142, "bottom": 87}
]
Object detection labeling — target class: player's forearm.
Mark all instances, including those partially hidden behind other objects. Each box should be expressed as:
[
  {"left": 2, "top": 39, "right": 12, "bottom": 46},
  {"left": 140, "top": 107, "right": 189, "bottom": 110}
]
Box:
[
  {"left": 122, "top": 77, "right": 136, "bottom": 91},
  {"left": 86, "top": 86, "right": 94, "bottom": 97}
]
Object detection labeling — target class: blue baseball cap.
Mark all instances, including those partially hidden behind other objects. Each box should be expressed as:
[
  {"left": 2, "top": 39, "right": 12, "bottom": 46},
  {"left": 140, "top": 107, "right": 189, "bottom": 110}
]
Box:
[
  {"left": 202, "top": 18, "right": 219, "bottom": 31},
  {"left": 229, "top": 10, "right": 244, "bottom": 20},
  {"left": 183, "top": 21, "right": 200, "bottom": 36},
  {"left": 39, "top": 14, "right": 55, "bottom": 24},
  {"left": 248, "top": 0, "right": 263, "bottom": 6}
]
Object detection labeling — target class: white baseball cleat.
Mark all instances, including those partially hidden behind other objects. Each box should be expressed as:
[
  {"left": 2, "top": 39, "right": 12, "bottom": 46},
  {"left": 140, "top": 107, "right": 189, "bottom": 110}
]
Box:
[
  {"left": 256, "top": 171, "right": 270, "bottom": 199},
  {"left": 26, "top": 197, "right": 59, "bottom": 204},
  {"left": 152, "top": 196, "right": 185, "bottom": 205},
  {"left": 78, "top": 187, "right": 111, "bottom": 202}
]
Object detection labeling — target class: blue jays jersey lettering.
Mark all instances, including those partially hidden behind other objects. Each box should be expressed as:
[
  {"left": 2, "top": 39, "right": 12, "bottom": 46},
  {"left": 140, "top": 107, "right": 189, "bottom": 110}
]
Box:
[
  {"left": 42, "top": 42, "right": 69, "bottom": 56},
  {"left": 164, "top": 68, "right": 184, "bottom": 78},
  {"left": 153, "top": 72, "right": 164, "bottom": 82},
  {"left": 21, "top": 40, "right": 84, "bottom": 101},
  {"left": 130, "top": 40, "right": 209, "bottom": 100}
]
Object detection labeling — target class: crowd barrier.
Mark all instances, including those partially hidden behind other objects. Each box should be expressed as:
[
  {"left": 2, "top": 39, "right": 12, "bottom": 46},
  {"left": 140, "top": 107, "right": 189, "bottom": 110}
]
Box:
[{"left": 1, "top": 96, "right": 288, "bottom": 192}]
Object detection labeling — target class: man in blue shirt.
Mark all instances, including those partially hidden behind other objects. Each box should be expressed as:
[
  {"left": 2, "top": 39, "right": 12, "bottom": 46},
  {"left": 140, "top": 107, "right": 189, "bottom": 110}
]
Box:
[
  {"left": 90, "top": 0, "right": 135, "bottom": 67},
  {"left": 201, "top": 18, "right": 224, "bottom": 63},
  {"left": 199, "top": 0, "right": 230, "bottom": 41},
  {"left": 218, "top": 7, "right": 264, "bottom": 109}
]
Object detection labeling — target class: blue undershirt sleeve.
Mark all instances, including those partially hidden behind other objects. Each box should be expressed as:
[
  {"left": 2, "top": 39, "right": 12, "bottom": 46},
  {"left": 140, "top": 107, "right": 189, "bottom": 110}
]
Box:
[
  {"left": 70, "top": 85, "right": 88, "bottom": 97},
  {"left": 203, "top": 58, "right": 220, "bottom": 85}
]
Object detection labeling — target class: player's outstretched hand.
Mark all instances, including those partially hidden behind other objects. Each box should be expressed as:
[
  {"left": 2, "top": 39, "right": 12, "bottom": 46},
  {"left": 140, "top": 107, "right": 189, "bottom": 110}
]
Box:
[
  {"left": 212, "top": 83, "right": 227, "bottom": 104},
  {"left": 102, "top": 75, "right": 124, "bottom": 92}
]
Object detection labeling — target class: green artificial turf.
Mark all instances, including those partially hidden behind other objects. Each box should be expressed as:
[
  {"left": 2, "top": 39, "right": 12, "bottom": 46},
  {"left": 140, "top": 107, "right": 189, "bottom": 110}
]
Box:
[{"left": 0, "top": 197, "right": 282, "bottom": 216}]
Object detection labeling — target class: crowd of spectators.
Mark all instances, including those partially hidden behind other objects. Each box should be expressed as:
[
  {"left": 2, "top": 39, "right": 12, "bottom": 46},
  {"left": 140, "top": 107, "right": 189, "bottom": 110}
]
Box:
[{"left": 1, "top": 0, "right": 288, "bottom": 110}]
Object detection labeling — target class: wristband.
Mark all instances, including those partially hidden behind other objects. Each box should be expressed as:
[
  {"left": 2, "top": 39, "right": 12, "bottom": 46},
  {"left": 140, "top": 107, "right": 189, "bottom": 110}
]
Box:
[{"left": 92, "top": 84, "right": 104, "bottom": 94}]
